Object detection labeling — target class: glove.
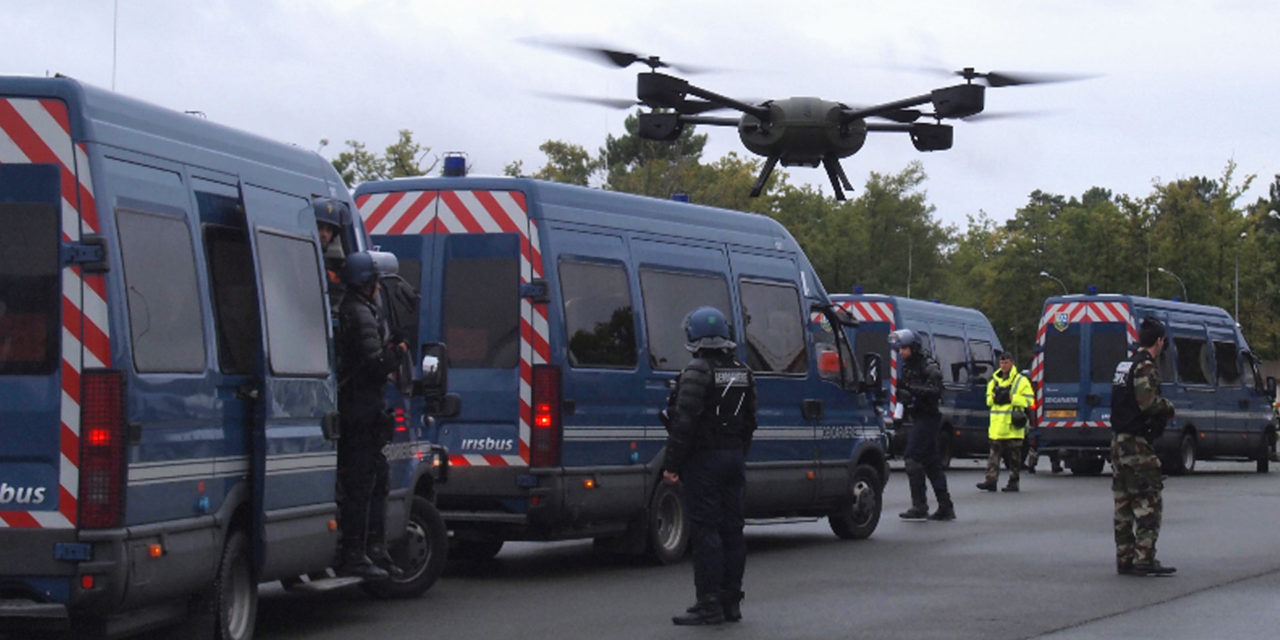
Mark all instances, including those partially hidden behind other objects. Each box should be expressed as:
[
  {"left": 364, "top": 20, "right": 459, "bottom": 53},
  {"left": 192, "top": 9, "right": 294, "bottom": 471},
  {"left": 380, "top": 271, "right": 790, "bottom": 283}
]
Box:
[{"left": 897, "top": 387, "right": 913, "bottom": 407}]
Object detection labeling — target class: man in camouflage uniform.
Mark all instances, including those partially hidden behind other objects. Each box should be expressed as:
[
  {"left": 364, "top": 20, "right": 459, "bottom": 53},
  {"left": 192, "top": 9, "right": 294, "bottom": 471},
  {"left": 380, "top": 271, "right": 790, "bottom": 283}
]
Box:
[{"left": 1109, "top": 317, "right": 1177, "bottom": 576}]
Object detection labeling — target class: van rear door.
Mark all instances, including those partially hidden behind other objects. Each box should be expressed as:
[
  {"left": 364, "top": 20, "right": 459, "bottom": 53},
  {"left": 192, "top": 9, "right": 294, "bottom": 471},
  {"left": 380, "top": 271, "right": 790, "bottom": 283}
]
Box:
[
  {"left": 362, "top": 190, "right": 543, "bottom": 469},
  {"left": 1035, "top": 301, "right": 1133, "bottom": 429},
  {"left": 0, "top": 163, "right": 66, "bottom": 526}
]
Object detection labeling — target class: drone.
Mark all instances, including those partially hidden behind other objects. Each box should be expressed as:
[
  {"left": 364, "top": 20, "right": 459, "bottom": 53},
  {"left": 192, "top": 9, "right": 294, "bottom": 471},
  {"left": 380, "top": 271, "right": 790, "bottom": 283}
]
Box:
[{"left": 538, "top": 44, "right": 1088, "bottom": 200}]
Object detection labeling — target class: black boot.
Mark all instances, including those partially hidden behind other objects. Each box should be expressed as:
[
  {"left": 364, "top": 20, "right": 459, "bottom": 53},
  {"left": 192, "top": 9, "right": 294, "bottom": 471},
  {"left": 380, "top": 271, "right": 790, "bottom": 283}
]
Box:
[
  {"left": 367, "top": 543, "right": 404, "bottom": 579},
  {"left": 336, "top": 547, "right": 390, "bottom": 580},
  {"left": 929, "top": 497, "right": 956, "bottom": 521},
  {"left": 976, "top": 481, "right": 997, "bottom": 492},
  {"left": 721, "top": 590, "right": 744, "bottom": 622},
  {"left": 899, "top": 505, "right": 929, "bottom": 520},
  {"left": 673, "top": 595, "right": 725, "bottom": 625}
]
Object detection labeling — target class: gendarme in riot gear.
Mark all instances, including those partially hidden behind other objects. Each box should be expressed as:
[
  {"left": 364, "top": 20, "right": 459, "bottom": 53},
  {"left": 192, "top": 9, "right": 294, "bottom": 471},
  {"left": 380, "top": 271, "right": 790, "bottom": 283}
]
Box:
[
  {"left": 662, "top": 306, "right": 757, "bottom": 626},
  {"left": 890, "top": 328, "right": 955, "bottom": 522}
]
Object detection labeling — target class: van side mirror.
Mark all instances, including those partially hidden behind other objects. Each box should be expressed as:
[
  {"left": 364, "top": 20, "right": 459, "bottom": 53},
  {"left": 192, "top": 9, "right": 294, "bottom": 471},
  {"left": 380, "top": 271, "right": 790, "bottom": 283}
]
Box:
[
  {"left": 861, "top": 353, "right": 882, "bottom": 393},
  {"left": 416, "top": 342, "right": 461, "bottom": 417},
  {"left": 1267, "top": 376, "right": 1276, "bottom": 399}
]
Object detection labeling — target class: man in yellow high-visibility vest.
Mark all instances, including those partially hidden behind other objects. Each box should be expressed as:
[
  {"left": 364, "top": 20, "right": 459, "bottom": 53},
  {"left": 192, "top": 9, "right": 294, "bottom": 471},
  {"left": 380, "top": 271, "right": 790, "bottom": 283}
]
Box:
[{"left": 978, "top": 352, "right": 1034, "bottom": 492}]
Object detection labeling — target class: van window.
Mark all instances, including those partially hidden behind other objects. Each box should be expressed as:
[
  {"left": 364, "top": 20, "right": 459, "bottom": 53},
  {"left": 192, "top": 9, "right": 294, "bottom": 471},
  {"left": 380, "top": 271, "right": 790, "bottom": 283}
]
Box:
[
  {"left": 1042, "top": 330, "right": 1080, "bottom": 384},
  {"left": 739, "top": 280, "right": 805, "bottom": 374},
  {"left": 855, "top": 328, "right": 891, "bottom": 384},
  {"left": 117, "top": 208, "right": 208, "bottom": 373},
  {"left": 1157, "top": 343, "right": 1175, "bottom": 383},
  {"left": 442, "top": 234, "right": 520, "bottom": 369},
  {"left": 1213, "top": 341, "right": 1241, "bottom": 386},
  {"left": 256, "top": 230, "right": 329, "bottom": 376},
  {"left": 1173, "top": 335, "right": 1212, "bottom": 385},
  {"left": 639, "top": 268, "right": 731, "bottom": 371},
  {"left": 969, "top": 339, "right": 995, "bottom": 381},
  {"left": 559, "top": 260, "right": 637, "bottom": 368},
  {"left": 0, "top": 202, "right": 60, "bottom": 375},
  {"left": 933, "top": 335, "right": 968, "bottom": 384},
  {"left": 204, "top": 225, "right": 260, "bottom": 375},
  {"left": 1090, "top": 327, "right": 1128, "bottom": 384}
]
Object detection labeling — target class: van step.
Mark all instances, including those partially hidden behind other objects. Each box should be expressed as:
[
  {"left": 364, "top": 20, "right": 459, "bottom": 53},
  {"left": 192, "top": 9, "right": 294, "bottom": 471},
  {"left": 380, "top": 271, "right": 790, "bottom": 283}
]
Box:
[
  {"left": 289, "top": 576, "right": 364, "bottom": 592},
  {"left": 744, "top": 517, "right": 820, "bottom": 526}
]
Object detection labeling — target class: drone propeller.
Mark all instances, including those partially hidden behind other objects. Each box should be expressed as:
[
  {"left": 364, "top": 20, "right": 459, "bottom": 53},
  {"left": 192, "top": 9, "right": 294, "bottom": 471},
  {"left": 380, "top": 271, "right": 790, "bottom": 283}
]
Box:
[
  {"left": 952, "top": 67, "right": 1096, "bottom": 87},
  {"left": 535, "top": 91, "right": 732, "bottom": 115},
  {"left": 521, "top": 38, "right": 718, "bottom": 74}
]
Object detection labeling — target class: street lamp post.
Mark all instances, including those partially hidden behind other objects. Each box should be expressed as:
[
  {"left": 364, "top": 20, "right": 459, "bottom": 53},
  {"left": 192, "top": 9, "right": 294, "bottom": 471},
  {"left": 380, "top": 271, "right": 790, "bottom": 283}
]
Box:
[
  {"left": 1157, "top": 267, "right": 1188, "bottom": 302},
  {"left": 1038, "top": 270, "right": 1068, "bottom": 295},
  {"left": 1236, "top": 231, "right": 1247, "bottom": 320}
]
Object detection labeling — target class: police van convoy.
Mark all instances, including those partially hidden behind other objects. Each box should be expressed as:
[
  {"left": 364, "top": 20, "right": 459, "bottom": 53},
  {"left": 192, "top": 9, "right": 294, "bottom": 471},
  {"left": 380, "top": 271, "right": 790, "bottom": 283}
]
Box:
[
  {"left": 0, "top": 76, "right": 450, "bottom": 640},
  {"left": 356, "top": 173, "right": 889, "bottom": 563},
  {"left": 830, "top": 293, "right": 1003, "bottom": 465},
  {"left": 1032, "top": 293, "right": 1277, "bottom": 475}
]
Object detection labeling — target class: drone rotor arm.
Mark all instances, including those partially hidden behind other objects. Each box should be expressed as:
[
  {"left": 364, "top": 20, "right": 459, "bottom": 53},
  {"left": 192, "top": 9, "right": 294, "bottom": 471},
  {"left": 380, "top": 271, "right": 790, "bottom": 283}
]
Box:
[
  {"left": 678, "top": 115, "right": 741, "bottom": 127},
  {"left": 681, "top": 82, "right": 770, "bottom": 120},
  {"left": 840, "top": 92, "right": 933, "bottom": 123}
]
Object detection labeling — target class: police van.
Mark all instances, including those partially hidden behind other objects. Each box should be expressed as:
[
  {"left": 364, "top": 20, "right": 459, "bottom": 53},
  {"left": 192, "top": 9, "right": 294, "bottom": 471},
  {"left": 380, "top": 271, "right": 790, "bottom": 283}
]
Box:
[
  {"left": 355, "top": 173, "right": 888, "bottom": 563},
  {"left": 0, "top": 76, "right": 449, "bottom": 639},
  {"left": 1032, "top": 294, "right": 1277, "bottom": 474},
  {"left": 830, "top": 293, "right": 1004, "bottom": 465}
]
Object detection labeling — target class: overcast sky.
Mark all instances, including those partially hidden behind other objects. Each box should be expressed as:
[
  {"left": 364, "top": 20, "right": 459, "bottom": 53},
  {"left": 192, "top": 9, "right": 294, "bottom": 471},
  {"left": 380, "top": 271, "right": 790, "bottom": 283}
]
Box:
[{"left": 5, "top": 0, "right": 1277, "bottom": 228}]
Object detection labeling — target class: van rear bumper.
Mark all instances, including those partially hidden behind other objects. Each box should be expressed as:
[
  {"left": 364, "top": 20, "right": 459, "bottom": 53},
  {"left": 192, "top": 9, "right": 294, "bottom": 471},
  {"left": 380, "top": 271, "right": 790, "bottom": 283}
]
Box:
[
  {"left": 1036, "top": 426, "right": 1112, "bottom": 452},
  {"left": 0, "top": 599, "right": 69, "bottom": 630}
]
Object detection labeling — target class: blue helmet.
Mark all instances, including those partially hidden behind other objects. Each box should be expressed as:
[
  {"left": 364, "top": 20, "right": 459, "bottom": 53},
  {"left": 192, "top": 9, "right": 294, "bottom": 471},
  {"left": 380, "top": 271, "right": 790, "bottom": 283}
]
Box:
[
  {"left": 888, "top": 328, "right": 923, "bottom": 352},
  {"left": 313, "top": 197, "right": 351, "bottom": 228},
  {"left": 683, "top": 306, "right": 735, "bottom": 351},
  {"left": 341, "top": 250, "right": 399, "bottom": 287}
]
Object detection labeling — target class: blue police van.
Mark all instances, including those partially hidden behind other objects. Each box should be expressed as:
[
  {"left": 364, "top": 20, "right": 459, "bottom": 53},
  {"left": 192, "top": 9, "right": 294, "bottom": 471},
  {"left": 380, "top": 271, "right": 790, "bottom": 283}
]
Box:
[
  {"left": 830, "top": 293, "right": 1004, "bottom": 465},
  {"left": 1032, "top": 294, "right": 1277, "bottom": 474},
  {"left": 0, "top": 76, "right": 448, "bottom": 639},
  {"left": 355, "top": 172, "right": 888, "bottom": 563}
]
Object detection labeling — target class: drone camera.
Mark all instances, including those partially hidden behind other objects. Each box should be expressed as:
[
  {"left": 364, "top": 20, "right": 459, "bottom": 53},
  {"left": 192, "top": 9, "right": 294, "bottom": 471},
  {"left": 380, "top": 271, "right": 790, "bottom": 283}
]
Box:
[
  {"left": 637, "top": 112, "right": 684, "bottom": 141},
  {"left": 931, "top": 84, "right": 985, "bottom": 119},
  {"left": 909, "top": 123, "right": 953, "bottom": 152}
]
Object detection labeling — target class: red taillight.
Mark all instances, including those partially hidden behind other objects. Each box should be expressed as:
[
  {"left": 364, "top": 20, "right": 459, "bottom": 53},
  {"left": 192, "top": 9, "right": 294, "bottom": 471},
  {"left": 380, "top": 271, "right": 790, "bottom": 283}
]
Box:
[
  {"left": 79, "top": 370, "right": 125, "bottom": 529},
  {"left": 530, "top": 365, "right": 561, "bottom": 467},
  {"left": 395, "top": 407, "right": 407, "bottom": 432}
]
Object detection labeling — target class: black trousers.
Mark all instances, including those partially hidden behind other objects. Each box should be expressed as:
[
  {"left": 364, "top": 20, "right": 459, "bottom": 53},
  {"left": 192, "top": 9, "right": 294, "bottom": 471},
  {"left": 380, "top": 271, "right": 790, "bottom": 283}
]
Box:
[
  {"left": 681, "top": 448, "right": 747, "bottom": 601},
  {"left": 903, "top": 413, "right": 950, "bottom": 508},
  {"left": 337, "top": 430, "right": 390, "bottom": 552}
]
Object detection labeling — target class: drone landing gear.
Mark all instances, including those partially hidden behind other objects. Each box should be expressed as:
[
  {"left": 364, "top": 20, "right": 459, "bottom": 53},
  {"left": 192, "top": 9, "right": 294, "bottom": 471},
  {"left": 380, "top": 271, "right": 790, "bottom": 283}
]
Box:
[
  {"left": 750, "top": 154, "right": 780, "bottom": 198},
  {"left": 822, "top": 155, "right": 854, "bottom": 201}
]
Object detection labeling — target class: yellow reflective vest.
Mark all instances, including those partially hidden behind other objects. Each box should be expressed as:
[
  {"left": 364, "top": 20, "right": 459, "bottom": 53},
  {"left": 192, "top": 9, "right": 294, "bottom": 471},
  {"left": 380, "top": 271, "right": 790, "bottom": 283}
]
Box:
[{"left": 986, "top": 368, "right": 1034, "bottom": 440}]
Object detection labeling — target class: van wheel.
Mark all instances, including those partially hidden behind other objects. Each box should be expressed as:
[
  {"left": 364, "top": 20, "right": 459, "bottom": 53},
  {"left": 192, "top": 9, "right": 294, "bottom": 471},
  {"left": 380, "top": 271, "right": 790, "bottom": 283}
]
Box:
[
  {"left": 1257, "top": 431, "right": 1275, "bottom": 473},
  {"left": 183, "top": 529, "right": 257, "bottom": 640},
  {"left": 646, "top": 481, "right": 688, "bottom": 565},
  {"left": 828, "top": 464, "right": 882, "bottom": 540},
  {"left": 363, "top": 496, "right": 448, "bottom": 598},
  {"left": 1169, "top": 432, "right": 1196, "bottom": 475},
  {"left": 1069, "top": 457, "right": 1105, "bottom": 476}
]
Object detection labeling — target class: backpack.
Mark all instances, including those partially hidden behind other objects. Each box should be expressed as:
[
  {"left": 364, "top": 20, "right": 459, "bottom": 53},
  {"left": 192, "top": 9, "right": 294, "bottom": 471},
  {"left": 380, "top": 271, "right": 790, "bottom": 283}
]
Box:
[{"left": 379, "top": 273, "right": 421, "bottom": 346}]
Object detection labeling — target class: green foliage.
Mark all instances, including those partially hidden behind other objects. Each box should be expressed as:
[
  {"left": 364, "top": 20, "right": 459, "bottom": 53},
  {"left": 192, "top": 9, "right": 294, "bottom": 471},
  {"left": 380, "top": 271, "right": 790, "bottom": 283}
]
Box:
[{"left": 323, "top": 129, "right": 437, "bottom": 188}]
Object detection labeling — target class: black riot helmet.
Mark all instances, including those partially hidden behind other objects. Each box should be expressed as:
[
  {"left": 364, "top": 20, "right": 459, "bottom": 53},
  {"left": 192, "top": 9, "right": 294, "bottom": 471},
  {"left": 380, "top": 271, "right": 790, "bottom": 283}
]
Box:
[{"left": 888, "top": 328, "right": 923, "bottom": 353}]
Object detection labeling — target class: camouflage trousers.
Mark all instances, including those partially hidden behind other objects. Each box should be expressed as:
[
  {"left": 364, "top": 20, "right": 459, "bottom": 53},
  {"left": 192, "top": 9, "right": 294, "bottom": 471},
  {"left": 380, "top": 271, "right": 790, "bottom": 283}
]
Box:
[
  {"left": 1111, "top": 433, "right": 1163, "bottom": 565},
  {"left": 984, "top": 438, "right": 1023, "bottom": 486}
]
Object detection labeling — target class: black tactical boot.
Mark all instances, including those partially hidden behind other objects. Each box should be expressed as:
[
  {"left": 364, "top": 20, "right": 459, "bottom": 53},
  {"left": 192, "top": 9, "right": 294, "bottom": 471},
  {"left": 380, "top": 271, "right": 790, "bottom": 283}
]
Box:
[
  {"left": 1001, "top": 482, "right": 1019, "bottom": 493},
  {"left": 721, "top": 590, "right": 744, "bottom": 622},
  {"left": 898, "top": 505, "right": 929, "bottom": 521},
  {"left": 673, "top": 596, "right": 725, "bottom": 625},
  {"left": 976, "top": 481, "right": 997, "bottom": 492},
  {"left": 336, "top": 548, "right": 390, "bottom": 580},
  {"left": 1132, "top": 559, "right": 1176, "bottom": 576},
  {"left": 367, "top": 543, "right": 404, "bottom": 579},
  {"left": 929, "top": 499, "right": 956, "bottom": 521}
]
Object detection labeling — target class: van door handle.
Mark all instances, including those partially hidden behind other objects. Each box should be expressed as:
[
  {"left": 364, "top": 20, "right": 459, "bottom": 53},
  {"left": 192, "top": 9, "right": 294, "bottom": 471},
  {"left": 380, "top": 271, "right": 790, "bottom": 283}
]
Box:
[{"left": 802, "top": 399, "right": 823, "bottom": 421}]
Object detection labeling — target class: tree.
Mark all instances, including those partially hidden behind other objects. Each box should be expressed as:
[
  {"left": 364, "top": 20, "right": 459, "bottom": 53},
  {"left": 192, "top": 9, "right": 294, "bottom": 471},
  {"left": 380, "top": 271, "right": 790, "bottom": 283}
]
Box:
[{"left": 322, "top": 130, "right": 437, "bottom": 188}]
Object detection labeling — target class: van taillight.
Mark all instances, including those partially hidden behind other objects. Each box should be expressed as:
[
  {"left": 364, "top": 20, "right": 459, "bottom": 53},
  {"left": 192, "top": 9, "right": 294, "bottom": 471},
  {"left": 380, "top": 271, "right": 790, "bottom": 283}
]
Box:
[
  {"left": 530, "top": 365, "right": 561, "bottom": 467},
  {"left": 79, "top": 370, "right": 125, "bottom": 529}
]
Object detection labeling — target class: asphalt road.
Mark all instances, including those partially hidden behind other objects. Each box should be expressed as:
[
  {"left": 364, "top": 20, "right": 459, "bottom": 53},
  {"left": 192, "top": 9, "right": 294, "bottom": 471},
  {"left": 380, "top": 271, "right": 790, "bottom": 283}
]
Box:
[{"left": 232, "top": 459, "right": 1280, "bottom": 640}]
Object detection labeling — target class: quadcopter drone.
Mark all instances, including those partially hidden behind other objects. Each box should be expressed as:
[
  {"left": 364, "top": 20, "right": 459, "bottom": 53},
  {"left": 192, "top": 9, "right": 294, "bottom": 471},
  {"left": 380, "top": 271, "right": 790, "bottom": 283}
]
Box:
[{"left": 539, "top": 44, "right": 1087, "bottom": 200}]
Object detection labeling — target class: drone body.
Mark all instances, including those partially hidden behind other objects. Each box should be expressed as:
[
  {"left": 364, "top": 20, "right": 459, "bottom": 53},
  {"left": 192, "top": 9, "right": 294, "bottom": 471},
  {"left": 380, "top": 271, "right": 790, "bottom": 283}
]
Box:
[{"left": 535, "top": 42, "right": 1086, "bottom": 200}]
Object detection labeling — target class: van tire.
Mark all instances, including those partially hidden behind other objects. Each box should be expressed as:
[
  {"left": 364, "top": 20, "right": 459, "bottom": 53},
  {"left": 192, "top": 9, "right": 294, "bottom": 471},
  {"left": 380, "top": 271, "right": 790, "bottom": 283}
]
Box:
[
  {"left": 1069, "top": 457, "right": 1105, "bottom": 476},
  {"left": 183, "top": 529, "right": 256, "bottom": 640},
  {"left": 646, "top": 481, "right": 688, "bottom": 565},
  {"left": 1257, "top": 431, "right": 1275, "bottom": 473},
  {"left": 451, "top": 535, "right": 504, "bottom": 561},
  {"left": 362, "top": 496, "right": 448, "bottom": 598},
  {"left": 828, "top": 464, "right": 882, "bottom": 540},
  {"left": 1168, "top": 432, "right": 1196, "bottom": 475}
]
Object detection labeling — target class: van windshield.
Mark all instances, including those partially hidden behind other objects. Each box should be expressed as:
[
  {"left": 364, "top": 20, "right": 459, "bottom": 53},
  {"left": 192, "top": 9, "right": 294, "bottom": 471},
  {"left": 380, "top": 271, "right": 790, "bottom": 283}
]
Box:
[
  {"left": 1090, "top": 326, "right": 1129, "bottom": 383},
  {"left": 0, "top": 202, "right": 60, "bottom": 375}
]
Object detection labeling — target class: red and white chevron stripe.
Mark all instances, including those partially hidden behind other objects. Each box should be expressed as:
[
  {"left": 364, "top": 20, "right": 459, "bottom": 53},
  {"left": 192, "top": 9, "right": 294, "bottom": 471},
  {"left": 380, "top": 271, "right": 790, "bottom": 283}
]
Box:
[
  {"left": 834, "top": 299, "right": 900, "bottom": 406},
  {"left": 357, "top": 189, "right": 548, "bottom": 467},
  {"left": 1032, "top": 300, "right": 1135, "bottom": 426},
  {"left": 0, "top": 98, "right": 106, "bottom": 529}
]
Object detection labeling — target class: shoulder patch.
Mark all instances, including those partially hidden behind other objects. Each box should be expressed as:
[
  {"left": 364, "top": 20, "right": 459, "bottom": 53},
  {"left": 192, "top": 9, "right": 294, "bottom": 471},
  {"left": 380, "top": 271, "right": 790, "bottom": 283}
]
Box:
[{"left": 1112, "top": 360, "right": 1134, "bottom": 385}]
